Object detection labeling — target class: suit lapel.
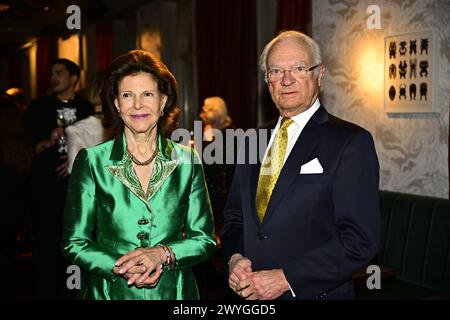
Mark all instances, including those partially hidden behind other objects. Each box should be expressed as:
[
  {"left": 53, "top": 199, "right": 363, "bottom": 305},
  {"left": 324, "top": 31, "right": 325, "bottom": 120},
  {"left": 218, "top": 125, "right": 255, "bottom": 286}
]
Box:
[{"left": 261, "top": 106, "right": 329, "bottom": 225}]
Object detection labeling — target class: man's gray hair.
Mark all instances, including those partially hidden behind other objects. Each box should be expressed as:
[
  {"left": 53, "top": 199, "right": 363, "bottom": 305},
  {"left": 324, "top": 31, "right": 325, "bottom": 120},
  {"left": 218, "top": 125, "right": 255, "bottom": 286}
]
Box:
[{"left": 259, "top": 30, "right": 323, "bottom": 75}]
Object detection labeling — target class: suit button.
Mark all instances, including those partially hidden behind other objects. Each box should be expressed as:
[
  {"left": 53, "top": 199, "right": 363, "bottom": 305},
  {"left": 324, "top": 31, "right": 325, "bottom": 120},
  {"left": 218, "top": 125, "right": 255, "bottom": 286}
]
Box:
[
  {"left": 257, "top": 233, "right": 268, "bottom": 240},
  {"left": 137, "top": 231, "right": 149, "bottom": 240},
  {"left": 138, "top": 218, "right": 149, "bottom": 225}
]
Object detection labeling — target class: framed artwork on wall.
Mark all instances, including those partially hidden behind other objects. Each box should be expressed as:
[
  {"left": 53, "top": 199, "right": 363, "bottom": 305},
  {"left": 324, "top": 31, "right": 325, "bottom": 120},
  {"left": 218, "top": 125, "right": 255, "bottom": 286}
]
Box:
[{"left": 384, "top": 29, "right": 437, "bottom": 114}]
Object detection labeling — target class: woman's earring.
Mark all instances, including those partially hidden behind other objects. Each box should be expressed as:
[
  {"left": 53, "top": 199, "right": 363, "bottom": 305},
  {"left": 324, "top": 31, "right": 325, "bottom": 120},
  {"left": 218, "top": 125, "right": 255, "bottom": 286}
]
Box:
[
  {"left": 160, "top": 109, "right": 164, "bottom": 117},
  {"left": 116, "top": 108, "right": 120, "bottom": 113}
]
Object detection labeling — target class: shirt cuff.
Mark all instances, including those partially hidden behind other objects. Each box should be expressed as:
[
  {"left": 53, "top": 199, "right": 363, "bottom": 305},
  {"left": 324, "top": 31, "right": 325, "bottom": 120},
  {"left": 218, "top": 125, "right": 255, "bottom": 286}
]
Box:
[{"left": 288, "top": 282, "right": 296, "bottom": 298}]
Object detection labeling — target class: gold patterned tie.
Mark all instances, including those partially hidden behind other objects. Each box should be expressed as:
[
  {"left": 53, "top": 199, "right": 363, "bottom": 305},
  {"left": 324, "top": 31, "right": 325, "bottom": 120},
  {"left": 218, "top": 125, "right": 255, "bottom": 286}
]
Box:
[{"left": 256, "top": 117, "right": 293, "bottom": 222}]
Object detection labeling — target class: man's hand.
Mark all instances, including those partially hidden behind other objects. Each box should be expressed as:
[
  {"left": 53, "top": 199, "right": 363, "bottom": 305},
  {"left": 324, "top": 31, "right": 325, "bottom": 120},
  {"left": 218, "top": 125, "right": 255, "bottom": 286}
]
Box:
[
  {"left": 228, "top": 254, "right": 255, "bottom": 299},
  {"left": 245, "top": 269, "right": 290, "bottom": 300},
  {"left": 35, "top": 127, "right": 65, "bottom": 155},
  {"left": 50, "top": 127, "right": 65, "bottom": 145}
]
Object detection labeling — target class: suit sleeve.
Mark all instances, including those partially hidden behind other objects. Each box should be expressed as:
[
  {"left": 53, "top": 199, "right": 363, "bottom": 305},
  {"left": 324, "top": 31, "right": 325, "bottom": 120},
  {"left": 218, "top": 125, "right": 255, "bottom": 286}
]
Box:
[
  {"left": 283, "top": 130, "right": 381, "bottom": 299},
  {"left": 220, "top": 163, "right": 245, "bottom": 265},
  {"left": 167, "top": 149, "right": 217, "bottom": 269},
  {"left": 61, "top": 149, "right": 122, "bottom": 282}
]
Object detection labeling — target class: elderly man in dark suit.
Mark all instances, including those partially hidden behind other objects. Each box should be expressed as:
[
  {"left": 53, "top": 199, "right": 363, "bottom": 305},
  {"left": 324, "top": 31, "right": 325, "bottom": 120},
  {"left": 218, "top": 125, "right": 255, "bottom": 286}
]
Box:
[{"left": 221, "top": 30, "right": 380, "bottom": 300}]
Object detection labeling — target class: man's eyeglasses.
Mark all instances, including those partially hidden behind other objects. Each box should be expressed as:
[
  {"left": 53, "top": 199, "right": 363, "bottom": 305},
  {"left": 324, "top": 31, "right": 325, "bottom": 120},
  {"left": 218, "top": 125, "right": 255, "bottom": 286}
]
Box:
[{"left": 266, "top": 64, "right": 321, "bottom": 82}]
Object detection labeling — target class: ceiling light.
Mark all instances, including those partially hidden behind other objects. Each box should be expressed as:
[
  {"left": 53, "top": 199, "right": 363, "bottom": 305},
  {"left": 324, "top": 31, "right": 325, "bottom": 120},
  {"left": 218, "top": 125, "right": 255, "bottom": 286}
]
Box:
[{"left": 0, "top": 4, "right": 11, "bottom": 12}]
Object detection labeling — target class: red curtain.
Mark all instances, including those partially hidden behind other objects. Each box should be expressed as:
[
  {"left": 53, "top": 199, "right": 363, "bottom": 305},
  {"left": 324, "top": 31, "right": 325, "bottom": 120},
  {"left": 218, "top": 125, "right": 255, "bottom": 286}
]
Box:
[
  {"left": 196, "top": 0, "right": 257, "bottom": 130},
  {"left": 96, "top": 21, "right": 113, "bottom": 72},
  {"left": 36, "top": 37, "right": 50, "bottom": 96},
  {"left": 276, "top": 0, "right": 311, "bottom": 34}
]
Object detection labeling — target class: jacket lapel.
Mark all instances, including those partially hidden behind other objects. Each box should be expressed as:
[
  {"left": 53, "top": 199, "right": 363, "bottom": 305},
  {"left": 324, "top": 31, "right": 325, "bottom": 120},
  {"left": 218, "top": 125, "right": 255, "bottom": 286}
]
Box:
[
  {"left": 107, "top": 133, "right": 145, "bottom": 202},
  {"left": 106, "top": 132, "right": 180, "bottom": 204},
  {"left": 261, "top": 106, "right": 329, "bottom": 225}
]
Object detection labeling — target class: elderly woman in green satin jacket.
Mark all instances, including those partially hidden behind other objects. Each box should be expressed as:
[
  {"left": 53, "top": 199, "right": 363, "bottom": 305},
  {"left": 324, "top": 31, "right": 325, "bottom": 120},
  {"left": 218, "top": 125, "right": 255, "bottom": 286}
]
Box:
[{"left": 61, "top": 50, "right": 216, "bottom": 300}]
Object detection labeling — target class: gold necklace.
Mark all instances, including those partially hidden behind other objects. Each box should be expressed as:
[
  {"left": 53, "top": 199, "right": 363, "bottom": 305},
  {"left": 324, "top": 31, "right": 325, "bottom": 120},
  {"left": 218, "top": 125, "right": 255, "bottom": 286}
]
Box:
[{"left": 128, "top": 147, "right": 158, "bottom": 166}]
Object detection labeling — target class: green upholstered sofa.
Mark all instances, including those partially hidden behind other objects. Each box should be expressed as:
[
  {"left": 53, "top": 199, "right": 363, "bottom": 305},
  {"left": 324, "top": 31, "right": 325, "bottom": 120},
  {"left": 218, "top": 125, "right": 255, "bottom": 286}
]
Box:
[{"left": 355, "top": 190, "right": 450, "bottom": 299}]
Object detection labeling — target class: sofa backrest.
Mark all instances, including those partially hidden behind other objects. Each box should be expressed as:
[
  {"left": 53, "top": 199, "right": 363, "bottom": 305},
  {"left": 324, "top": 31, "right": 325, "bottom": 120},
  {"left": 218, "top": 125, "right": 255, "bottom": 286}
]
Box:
[{"left": 378, "top": 190, "right": 450, "bottom": 293}]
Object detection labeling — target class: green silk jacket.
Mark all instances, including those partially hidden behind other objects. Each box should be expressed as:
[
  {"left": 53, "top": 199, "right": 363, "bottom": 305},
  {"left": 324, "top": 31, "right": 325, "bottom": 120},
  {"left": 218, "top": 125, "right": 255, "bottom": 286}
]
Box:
[{"left": 61, "top": 133, "right": 216, "bottom": 300}]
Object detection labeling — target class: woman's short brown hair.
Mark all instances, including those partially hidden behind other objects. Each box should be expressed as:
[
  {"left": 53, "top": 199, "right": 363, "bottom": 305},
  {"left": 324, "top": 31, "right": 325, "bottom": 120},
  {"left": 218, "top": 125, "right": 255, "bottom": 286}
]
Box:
[{"left": 102, "top": 50, "right": 181, "bottom": 138}]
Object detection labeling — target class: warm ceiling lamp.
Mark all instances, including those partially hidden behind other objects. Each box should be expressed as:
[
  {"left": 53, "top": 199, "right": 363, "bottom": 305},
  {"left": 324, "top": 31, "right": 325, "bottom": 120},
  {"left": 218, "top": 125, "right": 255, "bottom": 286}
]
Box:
[{"left": 0, "top": 4, "right": 11, "bottom": 12}]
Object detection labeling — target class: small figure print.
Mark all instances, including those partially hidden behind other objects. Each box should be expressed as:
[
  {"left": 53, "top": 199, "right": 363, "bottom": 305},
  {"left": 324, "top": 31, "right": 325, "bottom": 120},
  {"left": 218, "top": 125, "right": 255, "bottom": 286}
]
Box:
[
  {"left": 399, "top": 84, "right": 407, "bottom": 100},
  {"left": 420, "top": 38, "right": 428, "bottom": 54},
  {"left": 389, "top": 63, "right": 396, "bottom": 79},
  {"left": 409, "top": 83, "right": 416, "bottom": 100},
  {"left": 409, "top": 58, "right": 417, "bottom": 79},
  {"left": 399, "top": 61, "right": 407, "bottom": 79},
  {"left": 410, "top": 40, "right": 417, "bottom": 55},
  {"left": 389, "top": 85, "right": 396, "bottom": 101},
  {"left": 399, "top": 41, "right": 407, "bottom": 56},
  {"left": 389, "top": 41, "right": 396, "bottom": 59},
  {"left": 419, "top": 60, "right": 429, "bottom": 77},
  {"left": 420, "top": 83, "right": 427, "bottom": 100}
]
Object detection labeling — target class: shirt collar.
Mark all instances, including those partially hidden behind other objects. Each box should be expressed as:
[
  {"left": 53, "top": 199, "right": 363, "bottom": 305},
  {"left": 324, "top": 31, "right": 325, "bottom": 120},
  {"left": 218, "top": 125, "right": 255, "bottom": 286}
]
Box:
[{"left": 277, "top": 98, "right": 321, "bottom": 128}]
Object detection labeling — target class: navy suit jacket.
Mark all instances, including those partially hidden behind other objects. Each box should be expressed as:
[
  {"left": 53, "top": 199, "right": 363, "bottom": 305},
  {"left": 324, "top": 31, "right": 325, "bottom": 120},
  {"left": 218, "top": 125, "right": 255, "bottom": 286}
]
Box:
[{"left": 221, "top": 105, "right": 380, "bottom": 300}]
